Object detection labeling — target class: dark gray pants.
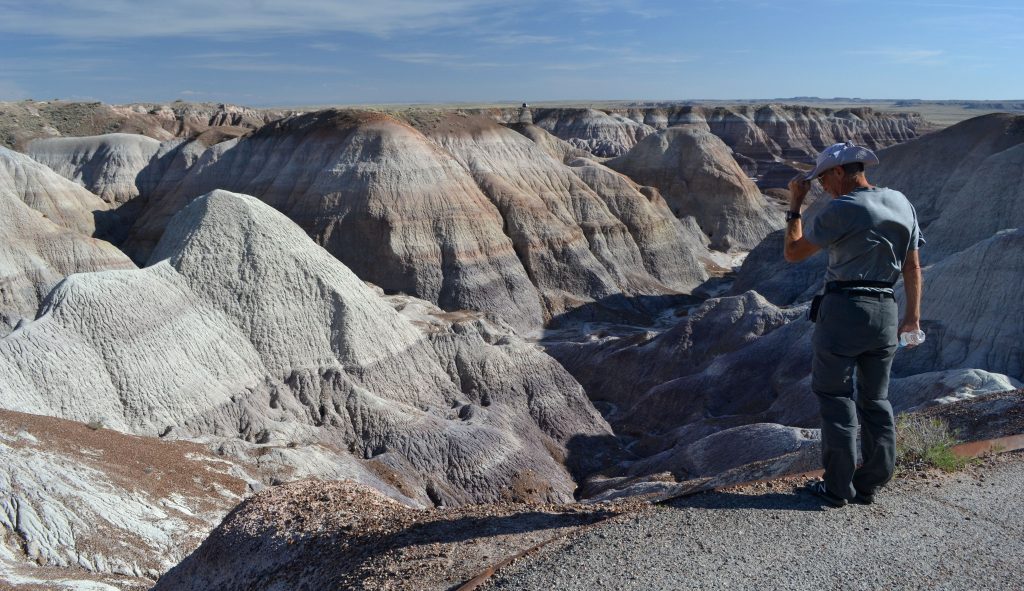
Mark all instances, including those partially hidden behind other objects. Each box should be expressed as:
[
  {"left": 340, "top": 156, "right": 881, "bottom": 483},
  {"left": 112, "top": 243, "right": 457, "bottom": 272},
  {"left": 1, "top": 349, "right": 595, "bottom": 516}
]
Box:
[{"left": 812, "top": 292, "right": 898, "bottom": 500}]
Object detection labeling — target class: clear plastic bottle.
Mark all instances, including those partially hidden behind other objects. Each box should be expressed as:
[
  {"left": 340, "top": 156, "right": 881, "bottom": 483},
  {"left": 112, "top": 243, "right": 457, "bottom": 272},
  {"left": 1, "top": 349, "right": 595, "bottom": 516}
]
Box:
[{"left": 899, "top": 329, "right": 926, "bottom": 348}]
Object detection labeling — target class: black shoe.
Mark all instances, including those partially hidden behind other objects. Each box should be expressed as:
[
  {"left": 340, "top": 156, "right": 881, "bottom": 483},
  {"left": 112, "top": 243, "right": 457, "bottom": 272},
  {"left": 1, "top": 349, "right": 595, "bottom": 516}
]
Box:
[
  {"left": 852, "top": 490, "right": 875, "bottom": 505},
  {"left": 801, "top": 480, "right": 847, "bottom": 507}
]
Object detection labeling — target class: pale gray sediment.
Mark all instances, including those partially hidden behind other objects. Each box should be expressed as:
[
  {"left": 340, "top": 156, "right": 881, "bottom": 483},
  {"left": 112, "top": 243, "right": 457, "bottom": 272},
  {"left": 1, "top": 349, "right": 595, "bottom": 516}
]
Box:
[{"left": 485, "top": 451, "right": 1024, "bottom": 591}]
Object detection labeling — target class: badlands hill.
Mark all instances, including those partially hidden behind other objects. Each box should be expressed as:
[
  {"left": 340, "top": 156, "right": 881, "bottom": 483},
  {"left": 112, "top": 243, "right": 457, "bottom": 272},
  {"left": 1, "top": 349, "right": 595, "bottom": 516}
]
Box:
[
  {"left": 0, "top": 408, "right": 251, "bottom": 588},
  {"left": 1, "top": 190, "right": 619, "bottom": 508},
  {"left": 503, "top": 104, "right": 924, "bottom": 188},
  {"left": 0, "top": 99, "right": 292, "bottom": 150},
  {"left": 608, "top": 125, "right": 782, "bottom": 250},
  {"left": 1, "top": 102, "right": 1021, "bottom": 587},
  {"left": 0, "top": 147, "right": 135, "bottom": 335},
  {"left": 730, "top": 113, "right": 1024, "bottom": 304},
  {"left": 540, "top": 114, "right": 1024, "bottom": 496},
  {"left": 872, "top": 113, "right": 1024, "bottom": 262},
  {"left": 36, "top": 109, "right": 721, "bottom": 332}
]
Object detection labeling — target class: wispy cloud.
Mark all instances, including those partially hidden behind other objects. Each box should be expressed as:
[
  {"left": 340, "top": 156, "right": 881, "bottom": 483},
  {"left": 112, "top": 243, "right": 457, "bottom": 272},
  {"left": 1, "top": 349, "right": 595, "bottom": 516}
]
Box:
[
  {"left": 617, "top": 54, "right": 695, "bottom": 64},
  {"left": 846, "top": 48, "right": 945, "bottom": 65},
  {"left": 486, "top": 33, "right": 561, "bottom": 45},
  {"left": 187, "top": 52, "right": 276, "bottom": 60},
  {"left": 197, "top": 61, "right": 349, "bottom": 74},
  {"left": 565, "top": 0, "right": 668, "bottom": 19},
  {"left": 307, "top": 42, "right": 343, "bottom": 52},
  {"left": 0, "top": 0, "right": 513, "bottom": 38},
  {"left": 0, "top": 56, "right": 112, "bottom": 74},
  {"left": 380, "top": 52, "right": 504, "bottom": 68},
  {"left": 541, "top": 62, "right": 604, "bottom": 71}
]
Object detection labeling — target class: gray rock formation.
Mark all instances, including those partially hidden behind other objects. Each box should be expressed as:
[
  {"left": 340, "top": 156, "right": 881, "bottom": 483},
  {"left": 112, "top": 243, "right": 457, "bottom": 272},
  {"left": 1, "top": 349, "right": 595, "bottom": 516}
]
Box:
[
  {"left": 545, "top": 291, "right": 815, "bottom": 438},
  {"left": 0, "top": 409, "right": 249, "bottom": 589},
  {"left": 873, "top": 113, "right": 1024, "bottom": 262},
  {"left": 512, "top": 105, "right": 924, "bottom": 188},
  {"left": 888, "top": 369, "right": 1021, "bottom": 413},
  {"left": 124, "top": 110, "right": 711, "bottom": 331},
  {"left": 27, "top": 133, "right": 162, "bottom": 206},
  {"left": 608, "top": 126, "right": 783, "bottom": 251},
  {"left": 1, "top": 99, "right": 292, "bottom": 150},
  {"left": 531, "top": 108, "right": 656, "bottom": 157},
  {"left": 581, "top": 423, "right": 822, "bottom": 500},
  {"left": 0, "top": 190, "right": 614, "bottom": 505},
  {"left": 892, "top": 228, "right": 1024, "bottom": 381},
  {"left": 416, "top": 114, "right": 708, "bottom": 316},
  {"left": 549, "top": 224, "right": 1024, "bottom": 495},
  {"left": 0, "top": 147, "right": 135, "bottom": 334}
]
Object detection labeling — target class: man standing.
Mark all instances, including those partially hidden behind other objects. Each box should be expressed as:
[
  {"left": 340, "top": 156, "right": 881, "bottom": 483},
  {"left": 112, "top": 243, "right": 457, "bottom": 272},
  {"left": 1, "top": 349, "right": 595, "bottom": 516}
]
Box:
[{"left": 783, "top": 141, "right": 924, "bottom": 507}]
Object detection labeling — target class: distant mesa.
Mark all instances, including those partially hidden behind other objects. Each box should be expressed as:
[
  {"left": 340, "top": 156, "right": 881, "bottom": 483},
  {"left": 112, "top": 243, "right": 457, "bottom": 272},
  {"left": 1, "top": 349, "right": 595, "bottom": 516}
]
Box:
[
  {"left": 508, "top": 104, "right": 924, "bottom": 189},
  {"left": 0, "top": 100, "right": 294, "bottom": 150}
]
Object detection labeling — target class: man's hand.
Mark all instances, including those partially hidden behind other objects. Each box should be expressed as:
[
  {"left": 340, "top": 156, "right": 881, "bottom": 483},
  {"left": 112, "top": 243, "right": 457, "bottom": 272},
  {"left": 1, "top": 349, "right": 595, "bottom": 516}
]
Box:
[
  {"left": 788, "top": 174, "right": 811, "bottom": 211},
  {"left": 898, "top": 319, "right": 922, "bottom": 347}
]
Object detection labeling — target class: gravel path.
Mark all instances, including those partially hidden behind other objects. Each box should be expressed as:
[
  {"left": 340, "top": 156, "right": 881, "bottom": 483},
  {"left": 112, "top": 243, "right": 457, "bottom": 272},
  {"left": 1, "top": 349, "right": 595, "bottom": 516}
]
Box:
[{"left": 485, "top": 452, "right": 1024, "bottom": 591}]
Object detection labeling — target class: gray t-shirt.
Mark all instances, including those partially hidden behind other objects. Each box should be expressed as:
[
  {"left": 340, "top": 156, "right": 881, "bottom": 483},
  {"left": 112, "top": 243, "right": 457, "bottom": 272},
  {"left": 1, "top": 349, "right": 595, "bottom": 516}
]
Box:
[{"left": 805, "top": 186, "right": 924, "bottom": 285}]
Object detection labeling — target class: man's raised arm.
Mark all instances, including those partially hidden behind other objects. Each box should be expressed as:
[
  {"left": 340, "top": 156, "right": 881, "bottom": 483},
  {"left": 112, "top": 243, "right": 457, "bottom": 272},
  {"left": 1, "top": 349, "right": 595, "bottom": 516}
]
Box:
[{"left": 783, "top": 177, "right": 822, "bottom": 263}]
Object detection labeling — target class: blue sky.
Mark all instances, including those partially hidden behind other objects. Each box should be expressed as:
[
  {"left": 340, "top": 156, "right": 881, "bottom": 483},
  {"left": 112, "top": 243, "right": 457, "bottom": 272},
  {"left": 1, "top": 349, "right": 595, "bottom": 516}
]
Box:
[{"left": 0, "top": 0, "right": 1021, "bottom": 105}]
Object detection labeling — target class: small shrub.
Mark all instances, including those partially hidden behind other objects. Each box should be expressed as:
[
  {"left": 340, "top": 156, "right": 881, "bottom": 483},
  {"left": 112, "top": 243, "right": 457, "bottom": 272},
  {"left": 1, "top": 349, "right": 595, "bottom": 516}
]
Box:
[
  {"left": 86, "top": 417, "right": 105, "bottom": 431},
  {"left": 895, "top": 415, "right": 972, "bottom": 473}
]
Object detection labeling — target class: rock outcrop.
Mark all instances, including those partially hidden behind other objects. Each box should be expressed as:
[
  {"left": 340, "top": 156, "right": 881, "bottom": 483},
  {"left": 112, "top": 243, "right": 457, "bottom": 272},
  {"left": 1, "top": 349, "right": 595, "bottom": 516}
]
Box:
[
  {"left": 1, "top": 99, "right": 291, "bottom": 150},
  {"left": 0, "top": 147, "right": 135, "bottom": 334},
  {"left": 580, "top": 422, "right": 822, "bottom": 500},
  {"left": 887, "top": 369, "right": 1022, "bottom": 413},
  {"left": 0, "top": 190, "right": 614, "bottom": 505},
  {"left": 125, "top": 111, "right": 546, "bottom": 331},
  {"left": 529, "top": 108, "right": 656, "bottom": 157},
  {"left": 124, "top": 110, "right": 710, "bottom": 331},
  {"left": 548, "top": 224, "right": 1024, "bottom": 495},
  {"left": 512, "top": 105, "right": 924, "bottom": 188},
  {"left": 414, "top": 113, "right": 708, "bottom": 316},
  {"left": 892, "top": 228, "right": 1024, "bottom": 381},
  {"left": 27, "top": 133, "right": 163, "bottom": 206},
  {"left": 0, "top": 409, "right": 249, "bottom": 589},
  {"left": 608, "top": 126, "right": 783, "bottom": 250},
  {"left": 873, "top": 113, "right": 1024, "bottom": 262}
]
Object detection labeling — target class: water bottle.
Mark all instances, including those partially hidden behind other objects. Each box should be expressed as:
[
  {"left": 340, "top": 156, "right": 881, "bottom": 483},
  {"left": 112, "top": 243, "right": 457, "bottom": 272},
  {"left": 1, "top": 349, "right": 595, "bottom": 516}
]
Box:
[{"left": 899, "top": 329, "right": 926, "bottom": 348}]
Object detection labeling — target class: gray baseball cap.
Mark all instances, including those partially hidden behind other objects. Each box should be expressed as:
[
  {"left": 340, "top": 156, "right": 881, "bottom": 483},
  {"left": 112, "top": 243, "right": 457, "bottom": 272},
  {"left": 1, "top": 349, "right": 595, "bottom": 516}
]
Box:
[{"left": 803, "top": 141, "right": 880, "bottom": 180}]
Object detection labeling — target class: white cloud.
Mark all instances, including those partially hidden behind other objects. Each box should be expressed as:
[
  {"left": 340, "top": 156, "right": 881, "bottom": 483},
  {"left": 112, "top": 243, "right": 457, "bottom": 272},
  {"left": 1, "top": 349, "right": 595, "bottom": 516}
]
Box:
[
  {"left": 307, "top": 42, "right": 343, "bottom": 52},
  {"left": 0, "top": 56, "right": 112, "bottom": 73},
  {"left": 846, "top": 48, "right": 945, "bottom": 65},
  {"left": 186, "top": 52, "right": 276, "bottom": 60},
  {"left": 486, "top": 33, "right": 561, "bottom": 45},
  {"left": 0, "top": 0, "right": 513, "bottom": 38},
  {"left": 379, "top": 52, "right": 503, "bottom": 68},
  {"left": 196, "top": 61, "right": 349, "bottom": 74}
]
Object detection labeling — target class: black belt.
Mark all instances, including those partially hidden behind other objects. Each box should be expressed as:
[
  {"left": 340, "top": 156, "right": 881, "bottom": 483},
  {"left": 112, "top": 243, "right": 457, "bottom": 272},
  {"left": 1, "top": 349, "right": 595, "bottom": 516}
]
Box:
[{"left": 825, "top": 280, "right": 895, "bottom": 299}]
